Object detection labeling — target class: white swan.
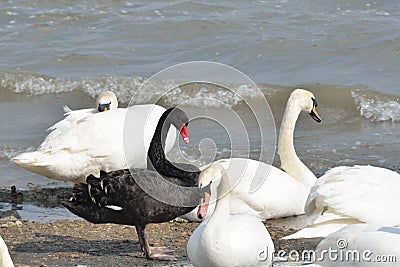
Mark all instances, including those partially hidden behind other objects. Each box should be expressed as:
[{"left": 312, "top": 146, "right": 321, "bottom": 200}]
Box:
[
  {"left": 43, "top": 91, "right": 119, "bottom": 138},
  {"left": 187, "top": 163, "right": 275, "bottom": 267},
  {"left": 181, "top": 89, "right": 321, "bottom": 221},
  {"left": 12, "top": 93, "right": 177, "bottom": 183},
  {"left": 314, "top": 224, "right": 400, "bottom": 267},
  {"left": 0, "top": 236, "right": 14, "bottom": 267},
  {"left": 283, "top": 165, "right": 400, "bottom": 239}
]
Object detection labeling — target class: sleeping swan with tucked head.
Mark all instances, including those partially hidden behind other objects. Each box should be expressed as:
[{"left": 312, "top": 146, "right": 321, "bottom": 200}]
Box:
[{"left": 12, "top": 91, "right": 177, "bottom": 183}]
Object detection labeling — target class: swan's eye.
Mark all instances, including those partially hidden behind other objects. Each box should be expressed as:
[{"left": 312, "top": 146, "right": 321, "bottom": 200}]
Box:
[{"left": 311, "top": 97, "right": 318, "bottom": 107}]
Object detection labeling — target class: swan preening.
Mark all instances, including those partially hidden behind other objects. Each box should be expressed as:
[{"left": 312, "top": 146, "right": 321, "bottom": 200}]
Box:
[
  {"left": 181, "top": 88, "right": 321, "bottom": 221},
  {"left": 187, "top": 163, "right": 275, "bottom": 267},
  {"left": 0, "top": 236, "right": 13, "bottom": 267},
  {"left": 283, "top": 165, "right": 400, "bottom": 239},
  {"left": 63, "top": 107, "right": 199, "bottom": 260},
  {"left": 11, "top": 91, "right": 177, "bottom": 183}
]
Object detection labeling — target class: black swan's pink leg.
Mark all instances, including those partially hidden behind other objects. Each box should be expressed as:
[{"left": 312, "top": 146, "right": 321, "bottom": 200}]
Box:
[{"left": 135, "top": 225, "right": 177, "bottom": 261}]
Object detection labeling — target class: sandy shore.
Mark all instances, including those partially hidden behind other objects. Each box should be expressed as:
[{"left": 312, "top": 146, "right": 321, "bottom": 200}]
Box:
[
  {"left": 0, "top": 187, "right": 321, "bottom": 266},
  {"left": 0, "top": 215, "right": 321, "bottom": 267}
]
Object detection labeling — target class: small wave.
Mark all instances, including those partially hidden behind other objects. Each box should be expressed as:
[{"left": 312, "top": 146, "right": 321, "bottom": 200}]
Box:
[
  {"left": 3, "top": 71, "right": 400, "bottom": 115},
  {"left": 160, "top": 84, "right": 262, "bottom": 108},
  {"left": 351, "top": 89, "right": 400, "bottom": 122},
  {"left": 0, "top": 71, "right": 265, "bottom": 108},
  {"left": 0, "top": 71, "right": 145, "bottom": 102},
  {"left": 77, "top": 77, "right": 264, "bottom": 108},
  {"left": 0, "top": 72, "right": 75, "bottom": 95},
  {"left": 0, "top": 145, "right": 35, "bottom": 161}
]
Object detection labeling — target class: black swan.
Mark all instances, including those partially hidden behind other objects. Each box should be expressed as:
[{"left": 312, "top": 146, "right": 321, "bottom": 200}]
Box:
[{"left": 62, "top": 107, "right": 201, "bottom": 260}]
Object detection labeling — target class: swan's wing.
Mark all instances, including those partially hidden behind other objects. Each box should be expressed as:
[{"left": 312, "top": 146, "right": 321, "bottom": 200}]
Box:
[
  {"left": 38, "top": 109, "right": 125, "bottom": 157},
  {"left": 87, "top": 168, "right": 198, "bottom": 209},
  {"left": 306, "top": 165, "right": 400, "bottom": 226},
  {"left": 47, "top": 107, "right": 96, "bottom": 132},
  {"left": 315, "top": 224, "right": 400, "bottom": 266},
  {"left": 40, "top": 107, "right": 97, "bottom": 152},
  {"left": 62, "top": 179, "right": 133, "bottom": 225}
]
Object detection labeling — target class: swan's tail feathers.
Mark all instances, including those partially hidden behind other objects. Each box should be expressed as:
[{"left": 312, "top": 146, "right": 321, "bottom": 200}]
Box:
[
  {"left": 281, "top": 223, "right": 348, "bottom": 240},
  {"left": 11, "top": 152, "right": 52, "bottom": 167},
  {"left": 69, "top": 182, "right": 91, "bottom": 204},
  {"left": 63, "top": 182, "right": 130, "bottom": 225},
  {"left": 63, "top": 182, "right": 95, "bottom": 216},
  {"left": 86, "top": 174, "right": 99, "bottom": 184}
]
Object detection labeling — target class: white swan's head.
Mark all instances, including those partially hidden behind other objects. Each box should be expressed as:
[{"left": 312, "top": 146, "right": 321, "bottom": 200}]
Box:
[
  {"left": 197, "top": 164, "right": 225, "bottom": 219},
  {"left": 97, "top": 91, "right": 118, "bottom": 112},
  {"left": 290, "top": 89, "right": 321, "bottom": 122}
]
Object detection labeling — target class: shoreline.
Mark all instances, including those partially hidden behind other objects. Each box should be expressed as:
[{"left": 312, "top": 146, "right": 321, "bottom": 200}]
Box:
[
  {"left": 0, "top": 216, "right": 321, "bottom": 267},
  {"left": 0, "top": 185, "right": 324, "bottom": 266}
]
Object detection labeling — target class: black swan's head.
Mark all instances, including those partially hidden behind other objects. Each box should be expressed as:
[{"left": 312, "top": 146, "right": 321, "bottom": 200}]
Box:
[{"left": 165, "top": 107, "right": 190, "bottom": 143}]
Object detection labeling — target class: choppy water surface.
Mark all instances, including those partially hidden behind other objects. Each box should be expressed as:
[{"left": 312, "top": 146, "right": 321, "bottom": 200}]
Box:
[{"left": 0, "top": 0, "right": 399, "bottom": 220}]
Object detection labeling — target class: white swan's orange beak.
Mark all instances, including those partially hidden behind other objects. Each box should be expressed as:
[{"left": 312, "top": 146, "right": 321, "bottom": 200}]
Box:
[
  {"left": 197, "top": 192, "right": 210, "bottom": 220},
  {"left": 309, "top": 105, "right": 321, "bottom": 122},
  {"left": 180, "top": 124, "right": 189, "bottom": 143},
  {"left": 309, "top": 98, "right": 321, "bottom": 122}
]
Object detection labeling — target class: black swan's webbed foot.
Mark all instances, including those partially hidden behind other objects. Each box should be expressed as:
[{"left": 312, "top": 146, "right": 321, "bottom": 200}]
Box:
[
  {"left": 135, "top": 225, "right": 177, "bottom": 261},
  {"left": 147, "top": 247, "right": 177, "bottom": 261}
]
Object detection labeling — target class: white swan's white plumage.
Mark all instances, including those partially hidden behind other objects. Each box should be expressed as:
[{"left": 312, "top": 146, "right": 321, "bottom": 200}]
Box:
[
  {"left": 44, "top": 91, "right": 118, "bottom": 136},
  {"left": 12, "top": 95, "right": 176, "bottom": 183},
  {"left": 187, "top": 164, "right": 274, "bottom": 267},
  {"left": 0, "top": 236, "right": 14, "bottom": 267},
  {"left": 181, "top": 158, "right": 310, "bottom": 221},
  {"left": 283, "top": 165, "right": 400, "bottom": 239},
  {"left": 181, "top": 89, "right": 320, "bottom": 221},
  {"left": 315, "top": 224, "right": 400, "bottom": 266}
]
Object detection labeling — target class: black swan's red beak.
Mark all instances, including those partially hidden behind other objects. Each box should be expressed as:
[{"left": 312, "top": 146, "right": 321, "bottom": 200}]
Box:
[{"left": 180, "top": 123, "right": 189, "bottom": 143}]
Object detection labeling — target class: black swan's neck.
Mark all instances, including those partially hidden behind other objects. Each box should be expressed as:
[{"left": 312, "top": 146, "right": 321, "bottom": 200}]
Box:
[{"left": 147, "top": 111, "right": 200, "bottom": 180}]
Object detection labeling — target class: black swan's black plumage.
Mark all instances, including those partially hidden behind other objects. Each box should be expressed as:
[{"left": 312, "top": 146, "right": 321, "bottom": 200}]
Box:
[{"left": 62, "top": 107, "right": 200, "bottom": 260}]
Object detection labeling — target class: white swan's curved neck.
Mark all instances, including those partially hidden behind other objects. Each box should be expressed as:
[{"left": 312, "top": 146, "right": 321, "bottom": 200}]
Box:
[
  {"left": 277, "top": 97, "right": 316, "bottom": 190},
  {"left": 208, "top": 172, "right": 230, "bottom": 225}
]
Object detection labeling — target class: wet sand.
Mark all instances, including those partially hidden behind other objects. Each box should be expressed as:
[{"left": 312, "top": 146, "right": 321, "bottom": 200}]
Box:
[
  {"left": 0, "top": 187, "right": 321, "bottom": 266},
  {"left": 0, "top": 216, "right": 321, "bottom": 267}
]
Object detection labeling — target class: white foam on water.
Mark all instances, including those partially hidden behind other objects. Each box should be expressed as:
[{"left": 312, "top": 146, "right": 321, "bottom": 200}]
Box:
[
  {"left": 0, "top": 145, "right": 35, "bottom": 160},
  {"left": 1, "top": 72, "right": 263, "bottom": 108},
  {"left": 0, "top": 72, "right": 75, "bottom": 95},
  {"left": 162, "top": 84, "right": 261, "bottom": 108},
  {"left": 352, "top": 89, "right": 400, "bottom": 122}
]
